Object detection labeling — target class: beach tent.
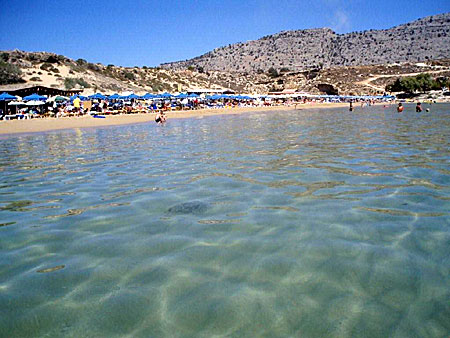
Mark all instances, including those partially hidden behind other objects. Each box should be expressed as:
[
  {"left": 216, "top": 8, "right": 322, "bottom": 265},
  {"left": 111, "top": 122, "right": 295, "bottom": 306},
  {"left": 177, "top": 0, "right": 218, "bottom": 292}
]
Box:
[
  {"left": 23, "top": 93, "right": 47, "bottom": 101},
  {"left": 0, "top": 92, "right": 17, "bottom": 101}
]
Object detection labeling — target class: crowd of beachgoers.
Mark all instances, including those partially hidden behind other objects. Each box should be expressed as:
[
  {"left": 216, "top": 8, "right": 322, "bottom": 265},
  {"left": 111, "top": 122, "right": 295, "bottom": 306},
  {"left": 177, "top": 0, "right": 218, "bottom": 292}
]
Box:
[{"left": 0, "top": 92, "right": 396, "bottom": 121}]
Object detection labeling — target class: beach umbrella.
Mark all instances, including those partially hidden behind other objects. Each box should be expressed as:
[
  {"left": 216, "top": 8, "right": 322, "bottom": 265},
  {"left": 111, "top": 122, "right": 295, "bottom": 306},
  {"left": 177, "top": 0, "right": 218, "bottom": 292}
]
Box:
[
  {"left": 70, "top": 94, "right": 88, "bottom": 101},
  {"left": 127, "top": 93, "right": 141, "bottom": 100},
  {"left": 141, "top": 93, "right": 156, "bottom": 100},
  {"left": 188, "top": 93, "right": 199, "bottom": 98},
  {"left": 23, "top": 93, "right": 47, "bottom": 101},
  {"left": 234, "top": 95, "right": 251, "bottom": 100},
  {"left": 89, "top": 93, "right": 106, "bottom": 100},
  {"left": 8, "top": 101, "right": 24, "bottom": 106},
  {"left": 48, "top": 95, "right": 69, "bottom": 102},
  {"left": 108, "top": 93, "right": 121, "bottom": 100},
  {"left": 0, "top": 92, "right": 17, "bottom": 101},
  {"left": 25, "top": 100, "right": 46, "bottom": 106},
  {"left": 159, "top": 92, "right": 172, "bottom": 99},
  {"left": 176, "top": 93, "right": 188, "bottom": 99}
]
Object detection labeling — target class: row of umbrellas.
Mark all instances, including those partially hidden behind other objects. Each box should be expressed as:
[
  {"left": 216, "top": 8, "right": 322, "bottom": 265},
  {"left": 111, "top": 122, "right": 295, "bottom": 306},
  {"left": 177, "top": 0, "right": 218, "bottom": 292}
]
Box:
[
  {"left": 73, "top": 92, "right": 202, "bottom": 101},
  {"left": 0, "top": 92, "right": 47, "bottom": 101},
  {"left": 0, "top": 92, "right": 48, "bottom": 107},
  {"left": 1, "top": 91, "right": 395, "bottom": 104}
]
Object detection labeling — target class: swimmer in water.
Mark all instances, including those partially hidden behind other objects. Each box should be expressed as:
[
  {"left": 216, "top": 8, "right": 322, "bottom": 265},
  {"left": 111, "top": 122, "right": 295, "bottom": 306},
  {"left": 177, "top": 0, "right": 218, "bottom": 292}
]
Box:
[
  {"left": 397, "top": 103, "right": 404, "bottom": 113},
  {"left": 155, "top": 111, "right": 166, "bottom": 124},
  {"left": 416, "top": 102, "right": 422, "bottom": 113}
]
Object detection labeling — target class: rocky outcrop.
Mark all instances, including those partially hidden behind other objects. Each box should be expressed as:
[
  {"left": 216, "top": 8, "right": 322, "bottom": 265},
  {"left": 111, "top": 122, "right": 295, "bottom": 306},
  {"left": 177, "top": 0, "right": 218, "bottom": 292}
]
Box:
[{"left": 161, "top": 13, "right": 450, "bottom": 73}]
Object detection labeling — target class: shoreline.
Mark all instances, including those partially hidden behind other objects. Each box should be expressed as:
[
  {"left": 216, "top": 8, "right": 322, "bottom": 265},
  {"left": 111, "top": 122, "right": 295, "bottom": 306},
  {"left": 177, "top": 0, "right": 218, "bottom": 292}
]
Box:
[{"left": 0, "top": 102, "right": 365, "bottom": 136}]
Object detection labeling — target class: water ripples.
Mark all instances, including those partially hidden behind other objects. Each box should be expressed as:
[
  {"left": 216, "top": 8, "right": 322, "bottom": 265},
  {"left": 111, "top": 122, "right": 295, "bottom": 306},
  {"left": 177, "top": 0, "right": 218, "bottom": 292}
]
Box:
[{"left": 0, "top": 104, "right": 449, "bottom": 336}]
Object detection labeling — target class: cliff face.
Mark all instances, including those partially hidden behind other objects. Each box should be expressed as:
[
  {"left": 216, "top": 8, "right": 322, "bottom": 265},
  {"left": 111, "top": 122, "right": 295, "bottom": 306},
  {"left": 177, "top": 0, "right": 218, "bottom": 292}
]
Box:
[{"left": 161, "top": 13, "right": 450, "bottom": 73}]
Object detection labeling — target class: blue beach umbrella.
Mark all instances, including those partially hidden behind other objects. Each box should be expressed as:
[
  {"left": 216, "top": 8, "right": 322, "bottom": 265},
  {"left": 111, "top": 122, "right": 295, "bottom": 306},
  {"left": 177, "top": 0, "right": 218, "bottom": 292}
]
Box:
[
  {"left": 159, "top": 92, "right": 172, "bottom": 99},
  {"left": 141, "top": 93, "right": 156, "bottom": 100},
  {"left": 70, "top": 94, "right": 88, "bottom": 101},
  {"left": 0, "top": 92, "right": 16, "bottom": 101},
  {"left": 188, "top": 93, "right": 199, "bottom": 98},
  {"left": 208, "top": 94, "right": 222, "bottom": 100},
  {"left": 127, "top": 93, "right": 141, "bottom": 100},
  {"left": 108, "top": 93, "right": 121, "bottom": 100},
  {"left": 89, "top": 93, "right": 107, "bottom": 100},
  {"left": 23, "top": 93, "right": 47, "bottom": 101},
  {"left": 175, "top": 93, "right": 188, "bottom": 99}
]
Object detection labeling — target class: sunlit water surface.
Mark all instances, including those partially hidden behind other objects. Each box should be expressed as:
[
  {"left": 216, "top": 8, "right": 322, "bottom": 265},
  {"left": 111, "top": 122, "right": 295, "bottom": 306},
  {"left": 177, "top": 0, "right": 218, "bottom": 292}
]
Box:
[{"left": 1, "top": 104, "right": 449, "bottom": 337}]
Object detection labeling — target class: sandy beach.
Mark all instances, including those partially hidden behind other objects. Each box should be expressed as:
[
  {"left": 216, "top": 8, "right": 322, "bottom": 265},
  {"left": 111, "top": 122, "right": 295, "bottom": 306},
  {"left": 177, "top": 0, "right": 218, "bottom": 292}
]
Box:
[{"left": 0, "top": 103, "right": 351, "bottom": 136}]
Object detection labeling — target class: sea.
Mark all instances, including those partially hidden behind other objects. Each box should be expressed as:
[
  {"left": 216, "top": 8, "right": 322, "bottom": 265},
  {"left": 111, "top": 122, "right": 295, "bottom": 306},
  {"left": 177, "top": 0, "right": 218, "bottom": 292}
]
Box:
[{"left": 1, "top": 103, "right": 449, "bottom": 337}]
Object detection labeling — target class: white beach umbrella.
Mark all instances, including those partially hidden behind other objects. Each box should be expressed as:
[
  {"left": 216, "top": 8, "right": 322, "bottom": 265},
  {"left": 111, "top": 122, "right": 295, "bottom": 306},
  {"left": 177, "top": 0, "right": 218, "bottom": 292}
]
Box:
[
  {"left": 25, "top": 100, "right": 46, "bottom": 106},
  {"left": 8, "top": 101, "right": 25, "bottom": 105}
]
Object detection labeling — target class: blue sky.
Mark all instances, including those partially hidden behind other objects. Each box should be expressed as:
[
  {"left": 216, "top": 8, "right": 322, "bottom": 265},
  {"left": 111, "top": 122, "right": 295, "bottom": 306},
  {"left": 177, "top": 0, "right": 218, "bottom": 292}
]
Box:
[{"left": 1, "top": 0, "right": 449, "bottom": 67}]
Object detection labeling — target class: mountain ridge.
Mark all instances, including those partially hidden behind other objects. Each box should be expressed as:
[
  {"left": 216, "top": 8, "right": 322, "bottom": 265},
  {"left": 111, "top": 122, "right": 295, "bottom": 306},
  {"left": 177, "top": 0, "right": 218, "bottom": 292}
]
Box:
[{"left": 160, "top": 13, "right": 450, "bottom": 73}]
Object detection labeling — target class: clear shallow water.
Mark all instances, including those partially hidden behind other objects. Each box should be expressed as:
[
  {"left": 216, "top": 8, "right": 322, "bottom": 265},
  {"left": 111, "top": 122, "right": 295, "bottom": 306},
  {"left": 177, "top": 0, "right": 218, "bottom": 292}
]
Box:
[{"left": 0, "top": 104, "right": 449, "bottom": 337}]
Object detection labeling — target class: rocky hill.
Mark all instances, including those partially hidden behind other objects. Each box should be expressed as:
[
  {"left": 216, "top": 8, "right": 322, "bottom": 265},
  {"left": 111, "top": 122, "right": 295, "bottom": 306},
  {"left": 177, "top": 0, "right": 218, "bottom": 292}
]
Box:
[
  {"left": 0, "top": 50, "right": 238, "bottom": 94},
  {"left": 161, "top": 13, "right": 450, "bottom": 73},
  {"left": 1, "top": 33, "right": 450, "bottom": 97}
]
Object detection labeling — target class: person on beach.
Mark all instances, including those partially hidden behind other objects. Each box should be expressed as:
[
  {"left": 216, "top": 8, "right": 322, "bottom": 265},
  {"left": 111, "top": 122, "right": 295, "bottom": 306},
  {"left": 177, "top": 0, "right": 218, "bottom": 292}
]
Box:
[
  {"left": 349, "top": 102, "right": 354, "bottom": 111},
  {"left": 416, "top": 102, "right": 422, "bottom": 113},
  {"left": 397, "top": 103, "right": 404, "bottom": 113},
  {"left": 155, "top": 111, "right": 166, "bottom": 124},
  {"left": 73, "top": 97, "right": 81, "bottom": 114}
]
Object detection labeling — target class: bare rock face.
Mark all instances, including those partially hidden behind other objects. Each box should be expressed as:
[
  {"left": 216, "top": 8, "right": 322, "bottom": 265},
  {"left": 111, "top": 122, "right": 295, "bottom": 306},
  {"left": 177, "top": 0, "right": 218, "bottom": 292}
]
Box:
[{"left": 161, "top": 13, "right": 450, "bottom": 73}]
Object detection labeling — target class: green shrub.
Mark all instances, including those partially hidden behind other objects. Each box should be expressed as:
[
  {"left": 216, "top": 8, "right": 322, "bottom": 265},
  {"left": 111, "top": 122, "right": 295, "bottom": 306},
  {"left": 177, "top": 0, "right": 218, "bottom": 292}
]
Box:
[
  {"left": 386, "top": 73, "right": 449, "bottom": 93},
  {"left": 87, "top": 63, "right": 100, "bottom": 71},
  {"left": 30, "top": 77, "right": 41, "bottom": 81},
  {"left": 123, "top": 71, "right": 135, "bottom": 81},
  {"left": 64, "top": 77, "right": 90, "bottom": 89},
  {"left": 268, "top": 67, "right": 278, "bottom": 78},
  {"left": 0, "top": 53, "right": 9, "bottom": 62},
  {"left": 76, "top": 58, "right": 87, "bottom": 66},
  {"left": 0, "top": 61, "right": 24, "bottom": 85},
  {"left": 40, "top": 63, "right": 53, "bottom": 71}
]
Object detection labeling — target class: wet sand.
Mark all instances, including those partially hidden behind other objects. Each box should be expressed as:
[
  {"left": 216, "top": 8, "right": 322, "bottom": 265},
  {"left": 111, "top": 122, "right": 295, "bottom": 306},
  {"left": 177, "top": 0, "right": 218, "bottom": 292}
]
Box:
[{"left": 0, "top": 103, "right": 350, "bottom": 136}]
